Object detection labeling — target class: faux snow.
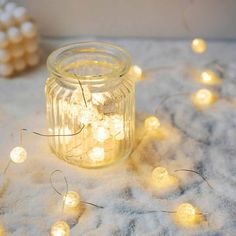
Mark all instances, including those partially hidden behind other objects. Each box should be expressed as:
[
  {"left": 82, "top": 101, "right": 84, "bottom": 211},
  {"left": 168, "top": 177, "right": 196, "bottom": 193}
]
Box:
[{"left": 0, "top": 37, "right": 236, "bottom": 235}]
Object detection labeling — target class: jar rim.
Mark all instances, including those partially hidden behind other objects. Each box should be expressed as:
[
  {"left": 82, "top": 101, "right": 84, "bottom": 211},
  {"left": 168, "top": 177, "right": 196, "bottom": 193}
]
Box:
[{"left": 47, "top": 41, "right": 132, "bottom": 85}]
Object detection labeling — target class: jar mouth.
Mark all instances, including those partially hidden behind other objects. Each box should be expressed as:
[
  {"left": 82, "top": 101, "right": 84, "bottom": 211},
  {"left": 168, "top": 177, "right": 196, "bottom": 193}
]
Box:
[{"left": 47, "top": 42, "right": 131, "bottom": 85}]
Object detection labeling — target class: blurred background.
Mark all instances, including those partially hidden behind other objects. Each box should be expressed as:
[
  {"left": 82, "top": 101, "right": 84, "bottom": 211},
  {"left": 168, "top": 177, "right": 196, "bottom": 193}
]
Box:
[{"left": 17, "top": 0, "right": 236, "bottom": 39}]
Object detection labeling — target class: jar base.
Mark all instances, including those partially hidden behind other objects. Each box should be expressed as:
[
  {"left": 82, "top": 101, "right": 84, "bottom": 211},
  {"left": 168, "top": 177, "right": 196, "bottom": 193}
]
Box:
[{"left": 50, "top": 146, "right": 133, "bottom": 169}]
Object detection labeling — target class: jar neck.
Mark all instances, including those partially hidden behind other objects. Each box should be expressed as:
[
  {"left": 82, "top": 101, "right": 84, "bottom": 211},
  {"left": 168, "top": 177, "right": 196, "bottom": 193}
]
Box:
[{"left": 47, "top": 42, "right": 131, "bottom": 91}]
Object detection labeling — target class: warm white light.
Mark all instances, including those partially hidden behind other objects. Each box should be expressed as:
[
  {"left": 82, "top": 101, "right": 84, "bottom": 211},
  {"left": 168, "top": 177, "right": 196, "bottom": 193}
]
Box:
[
  {"left": 176, "top": 203, "right": 196, "bottom": 224},
  {"left": 152, "top": 167, "right": 168, "bottom": 182},
  {"left": 88, "top": 147, "right": 105, "bottom": 162},
  {"left": 93, "top": 126, "right": 110, "bottom": 142},
  {"left": 144, "top": 116, "right": 161, "bottom": 131},
  {"left": 193, "top": 88, "right": 215, "bottom": 106},
  {"left": 200, "top": 70, "right": 220, "bottom": 85},
  {"left": 191, "top": 38, "right": 207, "bottom": 54},
  {"left": 92, "top": 93, "right": 106, "bottom": 105},
  {"left": 50, "top": 221, "right": 70, "bottom": 236},
  {"left": 10, "top": 146, "right": 27, "bottom": 163},
  {"left": 64, "top": 191, "right": 80, "bottom": 208},
  {"left": 79, "top": 105, "right": 96, "bottom": 125},
  {"left": 130, "top": 65, "right": 143, "bottom": 80}
]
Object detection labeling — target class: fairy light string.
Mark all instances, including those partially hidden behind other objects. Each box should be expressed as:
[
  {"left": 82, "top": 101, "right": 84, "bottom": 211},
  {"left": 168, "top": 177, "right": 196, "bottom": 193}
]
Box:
[
  {"left": 49, "top": 170, "right": 104, "bottom": 235},
  {"left": 1, "top": 37, "right": 229, "bottom": 233},
  {"left": 50, "top": 170, "right": 104, "bottom": 210},
  {"left": 174, "top": 169, "right": 213, "bottom": 189}
]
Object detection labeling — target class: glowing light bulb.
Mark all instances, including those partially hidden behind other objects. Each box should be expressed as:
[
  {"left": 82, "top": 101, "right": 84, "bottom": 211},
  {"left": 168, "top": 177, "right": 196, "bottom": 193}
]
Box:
[
  {"left": 88, "top": 147, "right": 105, "bottom": 162},
  {"left": 176, "top": 203, "right": 196, "bottom": 224},
  {"left": 192, "top": 88, "right": 216, "bottom": 107},
  {"left": 50, "top": 221, "right": 70, "bottom": 236},
  {"left": 10, "top": 146, "right": 27, "bottom": 163},
  {"left": 92, "top": 93, "right": 106, "bottom": 105},
  {"left": 79, "top": 105, "right": 96, "bottom": 125},
  {"left": 191, "top": 38, "right": 207, "bottom": 54},
  {"left": 152, "top": 167, "right": 168, "bottom": 182},
  {"left": 129, "top": 65, "right": 143, "bottom": 80},
  {"left": 93, "top": 126, "right": 110, "bottom": 142},
  {"left": 144, "top": 116, "right": 161, "bottom": 131},
  {"left": 64, "top": 191, "right": 80, "bottom": 208},
  {"left": 200, "top": 70, "right": 220, "bottom": 85}
]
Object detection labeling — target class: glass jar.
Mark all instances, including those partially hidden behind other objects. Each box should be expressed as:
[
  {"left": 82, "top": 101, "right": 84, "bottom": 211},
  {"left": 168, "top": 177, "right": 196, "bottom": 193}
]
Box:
[{"left": 45, "top": 42, "right": 135, "bottom": 168}]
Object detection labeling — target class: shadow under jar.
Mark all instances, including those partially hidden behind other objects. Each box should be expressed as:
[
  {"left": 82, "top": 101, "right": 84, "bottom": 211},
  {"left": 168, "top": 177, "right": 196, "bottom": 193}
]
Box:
[{"left": 45, "top": 42, "right": 135, "bottom": 168}]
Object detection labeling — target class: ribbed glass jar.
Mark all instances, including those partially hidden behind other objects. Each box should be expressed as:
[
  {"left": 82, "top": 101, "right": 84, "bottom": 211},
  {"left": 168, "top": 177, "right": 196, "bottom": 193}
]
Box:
[{"left": 45, "top": 42, "right": 135, "bottom": 168}]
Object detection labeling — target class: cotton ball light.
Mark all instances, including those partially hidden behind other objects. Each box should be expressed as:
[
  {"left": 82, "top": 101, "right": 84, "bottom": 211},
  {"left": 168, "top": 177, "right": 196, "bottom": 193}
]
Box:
[
  {"left": 152, "top": 167, "right": 169, "bottom": 182},
  {"left": 199, "top": 70, "right": 220, "bottom": 85},
  {"left": 13, "top": 7, "right": 28, "bottom": 23},
  {"left": 0, "top": 31, "right": 9, "bottom": 48},
  {"left": 5, "top": 2, "right": 17, "bottom": 13},
  {"left": 0, "top": 12, "right": 14, "bottom": 27},
  {"left": 88, "top": 147, "right": 105, "bottom": 162},
  {"left": 7, "top": 27, "right": 23, "bottom": 43},
  {"left": 192, "top": 88, "right": 216, "bottom": 108},
  {"left": 93, "top": 126, "right": 110, "bottom": 142},
  {"left": 26, "top": 53, "right": 40, "bottom": 67},
  {"left": 13, "top": 58, "right": 26, "bottom": 71},
  {"left": 0, "top": 63, "right": 14, "bottom": 76},
  {"left": 191, "top": 38, "right": 207, "bottom": 54},
  {"left": 10, "top": 146, "right": 27, "bottom": 163},
  {"left": 129, "top": 65, "right": 143, "bottom": 81},
  {"left": 21, "top": 21, "right": 37, "bottom": 38},
  {"left": 64, "top": 191, "right": 80, "bottom": 208},
  {"left": 0, "top": 49, "right": 11, "bottom": 62},
  {"left": 144, "top": 116, "right": 161, "bottom": 131},
  {"left": 132, "top": 65, "right": 142, "bottom": 77},
  {"left": 92, "top": 93, "right": 106, "bottom": 105},
  {"left": 176, "top": 203, "right": 197, "bottom": 226},
  {"left": 50, "top": 221, "right": 70, "bottom": 236}
]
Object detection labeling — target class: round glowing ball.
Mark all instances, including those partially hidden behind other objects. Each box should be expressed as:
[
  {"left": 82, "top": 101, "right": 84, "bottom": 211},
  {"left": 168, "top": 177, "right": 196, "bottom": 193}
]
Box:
[
  {"left": 191, "top": 38, "right": 207, "bottom": 54},
  {"left": 129, "top": 65, "right": 143, "bottom": 81},
  {"left": 10, "top": 146, "right": 27, "bottom": 163},
  {"left": 64, "top": 191, "right": 80, "bottom": 208},
  {"left": 50, "top": 221, "right": 70, "bottom": 236},
  {"left": 93, "top": 126, "right": 110, "bottom": 142},
  {"left": 176, "top": 203, "right": 196, "bottom": 224},
  {"left": 144, "top": 116, "right": 161, "bottom": 131},
  {"left": 200, "top": 70, "right": 220, "bottom": 85},
  {"left": 193, "top": 88, "right": 215, "bottom": 106},
  {"left": 152, "top": 167, "right": 168, "bottom": 182},
  {"left": 88, "top": 147, "right": 105, "bottom": 162}
]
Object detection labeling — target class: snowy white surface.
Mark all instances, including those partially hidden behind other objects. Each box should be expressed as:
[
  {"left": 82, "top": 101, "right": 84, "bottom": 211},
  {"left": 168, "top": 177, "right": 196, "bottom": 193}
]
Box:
[{"left": 1, "top": 37, "right": 236, "bottom": 235}]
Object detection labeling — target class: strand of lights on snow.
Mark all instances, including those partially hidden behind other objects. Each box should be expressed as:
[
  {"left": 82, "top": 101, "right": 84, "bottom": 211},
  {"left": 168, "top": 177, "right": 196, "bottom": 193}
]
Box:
[
  {"left": 1, "top": 37, "right": 218, "bottom": 234},
  {"left": 49, "top": 170, "right": 80, "bottom": 236},
  {"left": 175, "top": 203, "right": 204, "bottom": 227}
]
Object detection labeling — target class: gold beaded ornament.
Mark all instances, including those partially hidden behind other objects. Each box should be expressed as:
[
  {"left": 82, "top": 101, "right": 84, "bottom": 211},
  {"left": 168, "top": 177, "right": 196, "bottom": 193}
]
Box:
[{"left": 0, "top": 1, "right": 40, "bottom": 77}]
